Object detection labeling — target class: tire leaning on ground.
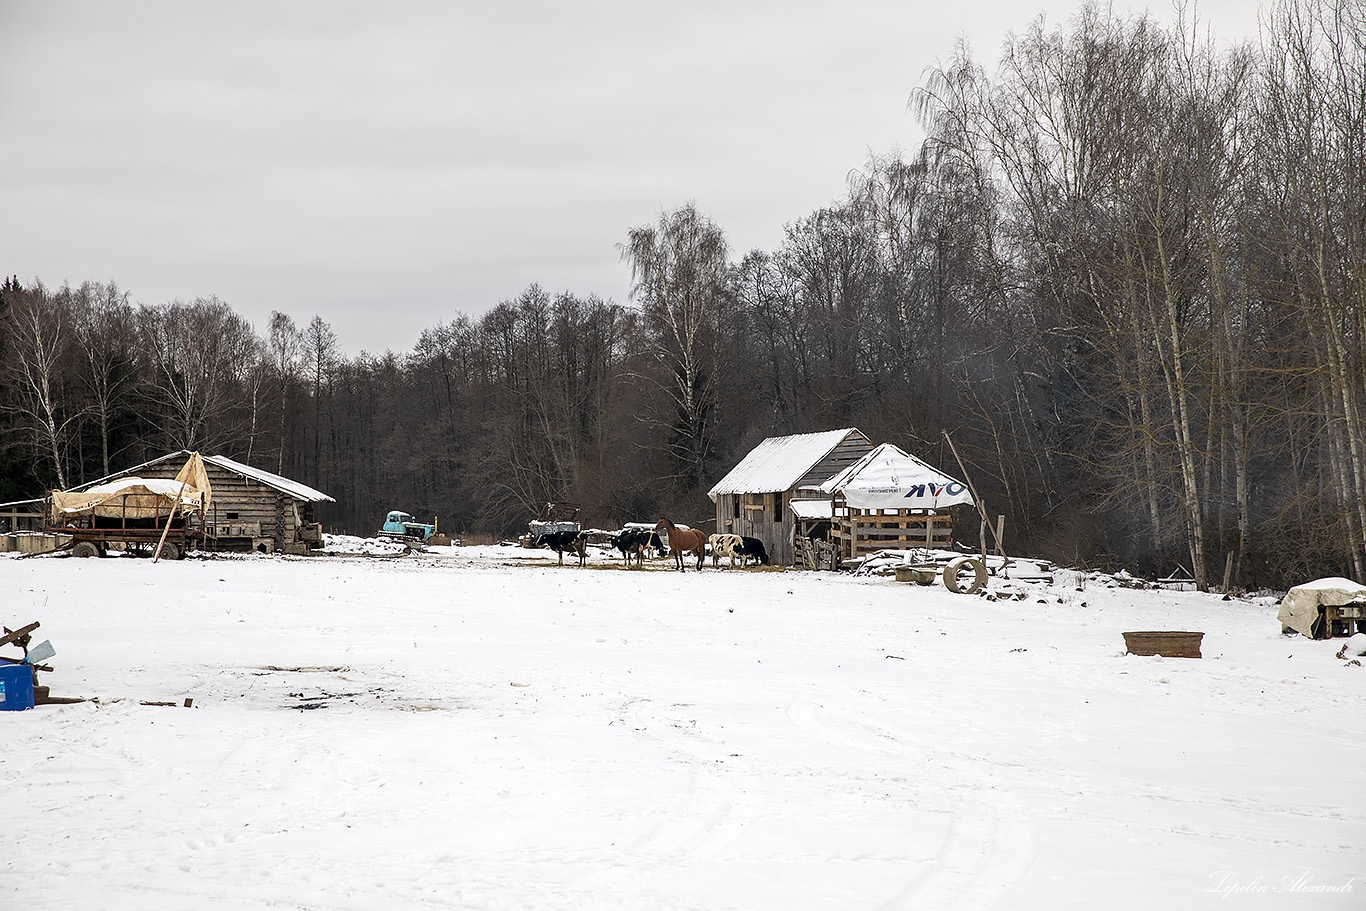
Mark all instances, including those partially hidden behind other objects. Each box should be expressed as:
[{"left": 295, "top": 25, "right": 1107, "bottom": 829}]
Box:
[
  {"left": 158, "top": 542, "right": 180, "bottom": 561},
  {"left": 72, "top": 541, "right": 99, "bottom": 558},
  {"left": 943, "top": 556, "right": 988, "bottom": 594}
]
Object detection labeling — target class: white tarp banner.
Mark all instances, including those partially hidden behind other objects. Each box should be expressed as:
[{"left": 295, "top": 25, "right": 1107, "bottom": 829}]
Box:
[
  {"left": 819, "top": 443, "right": 973, "bottom": 511},
  {"left": 1278, "top": 577, "right": 1366, "bottom": 638}
]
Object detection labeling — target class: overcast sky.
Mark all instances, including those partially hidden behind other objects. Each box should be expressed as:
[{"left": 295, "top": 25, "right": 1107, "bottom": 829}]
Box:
[{"left": 3, "top": 0, "right": 1265, "bottom": 355}]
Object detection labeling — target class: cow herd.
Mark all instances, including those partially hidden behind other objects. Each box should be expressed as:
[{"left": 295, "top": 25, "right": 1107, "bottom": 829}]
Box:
[{"left": 529, "top": 519, "right": 771, "bottom": 572}]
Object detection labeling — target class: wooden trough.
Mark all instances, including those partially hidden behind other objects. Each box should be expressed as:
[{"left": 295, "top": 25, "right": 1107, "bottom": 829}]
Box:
[{"left": 1123, "top": 631, "right": 1204, "bottom": 658}]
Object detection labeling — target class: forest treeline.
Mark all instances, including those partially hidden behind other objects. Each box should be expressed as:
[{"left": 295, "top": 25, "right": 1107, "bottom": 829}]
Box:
[{"left": 3, "top": 0, "right": 1363, "bottom": 589}]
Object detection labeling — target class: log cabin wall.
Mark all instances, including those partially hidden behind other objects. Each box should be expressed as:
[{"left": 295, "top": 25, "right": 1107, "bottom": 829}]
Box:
[{"left": 129, "top": 462, "right": 307, "bottom": 547}]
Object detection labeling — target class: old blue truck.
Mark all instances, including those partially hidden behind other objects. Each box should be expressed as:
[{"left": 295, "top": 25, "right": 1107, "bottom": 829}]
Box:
[{"left": 378, "top": 510, "right": 435, "bottom": 544}]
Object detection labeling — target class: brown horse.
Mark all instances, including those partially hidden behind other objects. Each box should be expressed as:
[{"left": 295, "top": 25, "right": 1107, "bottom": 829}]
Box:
[{"left": 655, "top": 517, "right": 707, "bottom": 571}]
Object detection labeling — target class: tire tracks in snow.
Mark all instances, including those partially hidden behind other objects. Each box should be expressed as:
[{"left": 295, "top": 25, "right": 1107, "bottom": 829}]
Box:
[
  {"left": 785, "top": 696, "right": 1036, "bottom": 911},
  {"left": 571, "top": 696, "right": 743, "bottom": 895}
]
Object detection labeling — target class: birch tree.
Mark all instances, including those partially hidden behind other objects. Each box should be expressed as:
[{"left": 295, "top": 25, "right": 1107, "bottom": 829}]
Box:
[
  {"left": 2, "top": 282, "right": 79, "bottom": 489},
  {"left": 621, "top": 203, "right": 731, "bottom": 492}
]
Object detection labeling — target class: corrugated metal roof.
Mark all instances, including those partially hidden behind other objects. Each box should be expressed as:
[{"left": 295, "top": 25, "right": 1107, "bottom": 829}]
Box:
[
  {"left": 204, "top": 454, "right": 335, "bottom": 503},
  {"left": 708, "top": 428, "right": 865, "bottom": 498},
  {"left": 69, "top": 451, "right": 335, "bottom": 503}
]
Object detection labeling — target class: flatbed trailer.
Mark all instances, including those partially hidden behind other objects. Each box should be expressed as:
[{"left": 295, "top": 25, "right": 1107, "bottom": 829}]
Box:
[
  {"left": 45, "top": 487, "right": 205, "bottom": 560},
  {"left": 49, "top": 523, "right": 203, "bottom": 560}
]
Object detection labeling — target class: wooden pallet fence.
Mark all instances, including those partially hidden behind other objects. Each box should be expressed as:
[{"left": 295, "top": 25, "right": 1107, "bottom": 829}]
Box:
[{"left": 834, "top": 508, "right": 953, "bottom": 560}]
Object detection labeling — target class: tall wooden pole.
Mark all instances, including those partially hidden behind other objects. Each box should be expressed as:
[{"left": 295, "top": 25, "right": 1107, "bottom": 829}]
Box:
[
  {"left": 942, "top": 430, "right": 1008, "bottom": 566},
  {"left": 152, "top": 477, "right": 190, "bottom": 563}
]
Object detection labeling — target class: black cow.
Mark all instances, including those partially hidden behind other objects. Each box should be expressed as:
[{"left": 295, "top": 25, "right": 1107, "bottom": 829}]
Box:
[
  {"left": 611, "top": 528, "right": 662, "bottom": 567},
  {"left": 736, "top": 536, "right": 770, "bottom": 566},
  {"left": 535, "top": 530, "right": 589, "bottom": 566}
]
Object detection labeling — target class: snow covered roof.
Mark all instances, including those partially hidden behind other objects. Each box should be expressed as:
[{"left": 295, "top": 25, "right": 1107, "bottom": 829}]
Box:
[
  {"left": 708, "top": 428, "right": 869, "bottom": 498},
  {"left": 203, "top": 454, "right": 335, "bottom": 503},
  {"left": 72, "top": 451, "right": 335, "bottom": 503}
]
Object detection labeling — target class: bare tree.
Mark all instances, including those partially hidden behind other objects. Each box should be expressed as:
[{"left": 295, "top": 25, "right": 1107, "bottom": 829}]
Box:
[
  {"left": 621, "top": 203, "right": 731, "bottom": 492},
  {"left": 302, "top": 315, "right": 338, "bottom": 483},
  {"left": 268, "top": 311, "right": 302, "bottom": 473},
  {"left": 68, "top": 280, "right": 137, "bottom": 478},
  {"left": 138, "top": 296, "right": 258, "bottom": 452},
  {"left": 2, "top": 282, "right": 80, "bottom": 488}
]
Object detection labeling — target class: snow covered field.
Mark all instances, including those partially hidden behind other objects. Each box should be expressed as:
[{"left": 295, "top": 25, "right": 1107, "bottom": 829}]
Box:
[{"left": 3, "top": 541, "right": 1363, "bottom": 910}]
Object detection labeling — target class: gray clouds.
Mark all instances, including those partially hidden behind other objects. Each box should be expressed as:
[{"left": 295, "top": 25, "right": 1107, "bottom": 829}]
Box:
[{"left": 1, "top": 0, "right": 1262, "bottom": 352}]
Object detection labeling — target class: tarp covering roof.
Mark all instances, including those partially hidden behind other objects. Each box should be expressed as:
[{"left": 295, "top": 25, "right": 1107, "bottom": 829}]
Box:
[
  {"left": 1278, "top": 577, "right": 1366, "bottom": 638},
  {"left": 708, "top": 429, "right": 866, "bottom": 498},
  {"left": 817, "top": 443, "right": 973, "bottom": 511}
]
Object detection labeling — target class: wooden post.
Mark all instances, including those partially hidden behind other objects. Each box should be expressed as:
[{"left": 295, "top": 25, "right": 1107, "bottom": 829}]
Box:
[
  {"left": 1222, "top": 552, "right": 1234, "bottom": 593},
  {"left": 850, "top": 507, "right": 859, "bottom": 561},
  {"left": 153, "top": 477, "right": 191, "bottom": 563},
  {"left": 995, "top": 515, "right": 1006, "bottom": 557},
  {"left": 943, "top": 430, "right": 1008, "bottom": 564},
  {"left": 978, "top": 498, "right": 988, "bottom": 564}
]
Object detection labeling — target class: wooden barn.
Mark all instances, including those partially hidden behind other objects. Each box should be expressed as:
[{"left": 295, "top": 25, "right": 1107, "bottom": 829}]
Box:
[
  {"left": 708, "top": 428, "right": 874, "bottom": 566},
  {"left": 799, "top": 442, "right": 973, "bottom": 568},
  {"left": 71, "top": 451, "right": 334, "bottom": 553}
]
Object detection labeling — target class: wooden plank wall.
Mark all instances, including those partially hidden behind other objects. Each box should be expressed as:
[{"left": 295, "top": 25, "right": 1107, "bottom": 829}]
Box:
[
  {"left": 716, "top": 491, "right": 793, "bottom": 565},
  {"left": 713, "top": 430, "right": 876, "bottom": 567}
]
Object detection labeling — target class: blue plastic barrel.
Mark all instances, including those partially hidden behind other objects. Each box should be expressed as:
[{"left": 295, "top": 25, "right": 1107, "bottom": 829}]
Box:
[{"left": 0, "top": 663, "right": 35, "bottom": 711}]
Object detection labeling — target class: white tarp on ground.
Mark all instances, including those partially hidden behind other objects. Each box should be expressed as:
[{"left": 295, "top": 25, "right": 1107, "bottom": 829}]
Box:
[
  {"left": 1277, "top": 576, "right": 1366, "bottom": 637},
  {"left": 50, "top": 453, "right": 211, "bottom": 521},
  {"left": 818, "top": 443, "right": 973, "bottom": 511}
]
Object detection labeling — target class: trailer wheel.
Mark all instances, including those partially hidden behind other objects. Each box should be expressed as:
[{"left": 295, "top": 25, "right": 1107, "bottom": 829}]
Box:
[
  {"left": 158, "top": 542, "right": 181, "bottom": 561},
  {"left": 943, "top": 556, "right": 988, "bottom": 594},
  {"left": 72, "top": 541, "right": 99, "bottom": 558}
]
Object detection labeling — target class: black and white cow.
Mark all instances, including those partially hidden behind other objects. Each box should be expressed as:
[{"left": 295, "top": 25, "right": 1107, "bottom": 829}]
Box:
[
  {"left": 535, "top": 530, "right": 589, "bottom": 566},
  {"left": 611, "top": 528, "right": 663, "bottom": 567},
  {"left": 708, "top": 533, "right": 744, "bottom": 568}
]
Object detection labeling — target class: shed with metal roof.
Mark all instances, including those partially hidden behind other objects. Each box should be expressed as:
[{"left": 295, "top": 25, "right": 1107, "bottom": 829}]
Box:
[{"left": 707, "top": 428, "right": 873, "bottom": 566}]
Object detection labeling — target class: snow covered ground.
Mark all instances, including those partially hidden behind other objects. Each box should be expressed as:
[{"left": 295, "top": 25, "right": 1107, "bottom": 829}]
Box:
[{"left": 3, "top": 539, "right": 1363, "bottom": 910}]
